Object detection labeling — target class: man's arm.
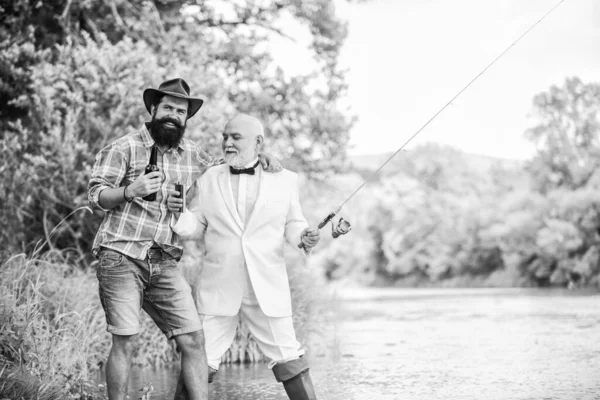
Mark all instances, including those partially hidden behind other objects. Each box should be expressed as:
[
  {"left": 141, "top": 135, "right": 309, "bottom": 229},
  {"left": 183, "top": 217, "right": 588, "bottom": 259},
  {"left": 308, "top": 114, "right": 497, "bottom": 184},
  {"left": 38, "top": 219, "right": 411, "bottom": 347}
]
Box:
[
  {"left": 98, "top": 171, "right": 162, "bottom": 209},
  {"left": 169, "top": 179, "right": 208, "bottom": 240},
  {"left": 284, "top": 174, "right": 319, "bottom": 253},
  {"left": 88, "top": 143, "right": 164, "bottom": 210},
  {"left": 88, "top": 144, "right": 129, "bottom": 211}
]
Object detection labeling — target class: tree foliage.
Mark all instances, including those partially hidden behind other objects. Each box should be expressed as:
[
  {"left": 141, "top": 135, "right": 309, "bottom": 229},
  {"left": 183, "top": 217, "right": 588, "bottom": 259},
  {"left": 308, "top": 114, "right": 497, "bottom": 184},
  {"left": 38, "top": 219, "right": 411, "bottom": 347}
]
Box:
[
  {"left": 525, "top": 77, "right": 600, "bottom": 192},
  {"left": 0, "top": 0, "right": 353, "bottom": 257},
  {"left": 311, "top": 139, "right": 600, "bottom": 289}
]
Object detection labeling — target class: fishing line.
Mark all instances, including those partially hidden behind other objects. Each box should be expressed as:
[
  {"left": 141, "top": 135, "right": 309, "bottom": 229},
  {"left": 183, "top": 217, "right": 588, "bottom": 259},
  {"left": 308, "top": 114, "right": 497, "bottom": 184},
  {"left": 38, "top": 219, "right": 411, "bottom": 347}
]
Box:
[
  {"left": 300, "top": 0, "right": 566, "bottom": 247},
  {"left": 340, "top": 0, "right": 565, "bottom": 209}
]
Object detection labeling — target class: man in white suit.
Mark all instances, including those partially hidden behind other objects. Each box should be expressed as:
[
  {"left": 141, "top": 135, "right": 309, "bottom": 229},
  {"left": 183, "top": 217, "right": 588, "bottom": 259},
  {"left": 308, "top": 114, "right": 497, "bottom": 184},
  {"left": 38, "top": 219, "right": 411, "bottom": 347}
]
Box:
[{"left": 169, "top": 114, "right": 320, "bottom": 400}]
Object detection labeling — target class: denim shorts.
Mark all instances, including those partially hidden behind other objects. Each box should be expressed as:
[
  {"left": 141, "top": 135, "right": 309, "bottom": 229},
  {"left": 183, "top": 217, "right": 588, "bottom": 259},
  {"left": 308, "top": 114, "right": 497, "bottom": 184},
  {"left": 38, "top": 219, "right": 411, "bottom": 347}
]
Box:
[{"left": 96, "top": 248, "right": 202, "bottom": 339}]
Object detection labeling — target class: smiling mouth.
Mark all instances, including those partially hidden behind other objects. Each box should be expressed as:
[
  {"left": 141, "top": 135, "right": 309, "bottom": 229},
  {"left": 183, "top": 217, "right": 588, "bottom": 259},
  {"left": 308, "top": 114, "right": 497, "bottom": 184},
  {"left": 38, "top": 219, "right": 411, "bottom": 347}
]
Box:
[{"left": 164, "top": 122, "right": 175, "bottom": 127}]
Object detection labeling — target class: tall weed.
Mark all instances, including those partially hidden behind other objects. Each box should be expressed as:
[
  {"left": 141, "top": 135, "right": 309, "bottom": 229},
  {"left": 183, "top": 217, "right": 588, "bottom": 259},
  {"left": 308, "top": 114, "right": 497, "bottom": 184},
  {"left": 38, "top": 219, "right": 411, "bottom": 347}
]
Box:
[
  {"left": 0, "top": 253, "right": 107, "bottom": 397},
  {"left": 0, "top": 247, "right": 220, "bottom": 397}
]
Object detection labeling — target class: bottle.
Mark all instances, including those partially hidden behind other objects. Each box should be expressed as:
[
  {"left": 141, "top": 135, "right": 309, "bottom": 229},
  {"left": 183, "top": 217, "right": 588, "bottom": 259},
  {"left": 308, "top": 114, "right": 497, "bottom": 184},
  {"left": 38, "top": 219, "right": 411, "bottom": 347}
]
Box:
[
  {"left": 175, "top": 182, "right": 185, "bottom": 213},
  {"left": 143, "top": 146, "right": 159, "bottom": 201}
]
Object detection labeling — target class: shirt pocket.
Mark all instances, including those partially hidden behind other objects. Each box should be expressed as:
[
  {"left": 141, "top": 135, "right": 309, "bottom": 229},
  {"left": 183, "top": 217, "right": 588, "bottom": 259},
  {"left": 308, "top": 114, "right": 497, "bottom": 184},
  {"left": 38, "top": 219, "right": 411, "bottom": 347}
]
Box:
[
  {"left": 96, "top": 250, "right": 128, "bottom": 281},
  {"left": 99, "top": 249, "right": 124, "bottom": 268}
]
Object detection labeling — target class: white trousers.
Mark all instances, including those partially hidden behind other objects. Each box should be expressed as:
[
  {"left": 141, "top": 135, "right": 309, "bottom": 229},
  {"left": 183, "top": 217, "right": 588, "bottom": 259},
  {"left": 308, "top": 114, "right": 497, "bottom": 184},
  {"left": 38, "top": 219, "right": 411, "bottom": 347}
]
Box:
[
  {"left": 204, "top": 262, "right": 304, "bottom": 370},
  {"left": 203, "top": 303, "right": 304, "bottom": 370},
  {"left": 203, "top": 301, "right": 304, "bottom": 370}
]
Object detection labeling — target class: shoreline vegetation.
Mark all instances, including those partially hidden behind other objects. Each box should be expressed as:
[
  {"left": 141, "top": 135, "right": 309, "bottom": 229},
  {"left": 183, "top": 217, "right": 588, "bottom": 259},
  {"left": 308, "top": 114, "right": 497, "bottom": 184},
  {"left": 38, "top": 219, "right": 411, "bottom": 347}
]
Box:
[{"left": 0, "top": 245, "right": 333, "bottom": 399}]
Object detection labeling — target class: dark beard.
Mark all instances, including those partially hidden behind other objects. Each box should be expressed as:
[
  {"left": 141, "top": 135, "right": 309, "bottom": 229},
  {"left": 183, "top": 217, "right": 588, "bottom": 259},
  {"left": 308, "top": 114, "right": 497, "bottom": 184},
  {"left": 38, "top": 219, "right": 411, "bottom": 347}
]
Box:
[{"left": 147, "top": 116, "right": 186, "bottom": 148}]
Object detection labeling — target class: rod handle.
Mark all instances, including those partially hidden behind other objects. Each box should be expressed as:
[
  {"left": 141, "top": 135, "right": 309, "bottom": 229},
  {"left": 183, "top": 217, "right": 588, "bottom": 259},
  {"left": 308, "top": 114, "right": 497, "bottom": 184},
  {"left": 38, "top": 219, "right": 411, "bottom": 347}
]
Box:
[{"left": 297, "top": 206, "right": 341, "bottom": 249}]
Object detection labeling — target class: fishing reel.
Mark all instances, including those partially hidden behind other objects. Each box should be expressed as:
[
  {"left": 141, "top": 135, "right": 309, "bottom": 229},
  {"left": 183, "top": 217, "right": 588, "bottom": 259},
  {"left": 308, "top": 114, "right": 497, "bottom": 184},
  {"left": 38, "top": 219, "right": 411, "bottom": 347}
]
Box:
[
  {"left": 332, "top": 217, "right": 352, "bottom": 238},
  {"left": 298, "top": 207, "right": 351, "bottom": 249},
  {"left": 314, "top": 207, "right": 352, "bottom": 239}
]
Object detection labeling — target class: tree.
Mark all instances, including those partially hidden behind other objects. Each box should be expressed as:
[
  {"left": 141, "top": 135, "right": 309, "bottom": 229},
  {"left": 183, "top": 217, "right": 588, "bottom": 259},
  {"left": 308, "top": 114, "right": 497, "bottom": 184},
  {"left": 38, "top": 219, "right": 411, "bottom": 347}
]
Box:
[
  {"left": 525, "top": 77, "right": 600, "bottom": 192},
  {"left": 335, "top": 144, "right": 511, "bottom": 284}
]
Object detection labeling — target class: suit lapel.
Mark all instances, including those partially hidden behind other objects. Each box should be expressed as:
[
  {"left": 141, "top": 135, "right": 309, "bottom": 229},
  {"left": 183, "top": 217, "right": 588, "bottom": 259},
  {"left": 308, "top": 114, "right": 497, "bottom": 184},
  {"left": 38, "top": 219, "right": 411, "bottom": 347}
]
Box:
[
  {"left": 217, "top": 169, "right": 244, "bottom": 229},
  {"left": 244, "top": 168, "right": 272, "bottom": 231}
]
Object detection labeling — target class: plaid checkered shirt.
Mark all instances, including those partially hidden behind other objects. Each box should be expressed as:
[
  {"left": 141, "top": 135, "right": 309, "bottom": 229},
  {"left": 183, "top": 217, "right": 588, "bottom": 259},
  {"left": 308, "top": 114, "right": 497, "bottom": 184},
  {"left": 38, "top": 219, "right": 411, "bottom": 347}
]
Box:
[{"left": 88, "top": 124, "right": 216, "bottom": 260}]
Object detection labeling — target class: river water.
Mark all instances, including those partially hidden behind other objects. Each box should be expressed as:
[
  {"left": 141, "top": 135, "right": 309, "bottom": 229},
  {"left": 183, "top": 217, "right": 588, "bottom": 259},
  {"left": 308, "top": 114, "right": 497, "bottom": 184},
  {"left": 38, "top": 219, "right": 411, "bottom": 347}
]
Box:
[{"left": 100, "top": 287, "right": 600, "bottom": 400}]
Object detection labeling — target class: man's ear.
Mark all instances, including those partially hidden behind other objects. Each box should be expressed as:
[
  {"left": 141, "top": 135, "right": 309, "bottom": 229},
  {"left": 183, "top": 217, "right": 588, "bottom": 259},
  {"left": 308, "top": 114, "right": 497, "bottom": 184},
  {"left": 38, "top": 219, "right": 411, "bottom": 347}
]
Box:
[{"left": 256, "top": 135, "right": 264, "bottom": 150}]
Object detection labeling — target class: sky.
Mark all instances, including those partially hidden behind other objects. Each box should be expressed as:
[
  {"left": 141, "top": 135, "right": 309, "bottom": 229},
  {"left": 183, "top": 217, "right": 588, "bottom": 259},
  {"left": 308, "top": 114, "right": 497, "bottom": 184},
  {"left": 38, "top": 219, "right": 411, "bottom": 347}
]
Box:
[{"left": 269, "top": 0, "right": 600, "bottom": 160}]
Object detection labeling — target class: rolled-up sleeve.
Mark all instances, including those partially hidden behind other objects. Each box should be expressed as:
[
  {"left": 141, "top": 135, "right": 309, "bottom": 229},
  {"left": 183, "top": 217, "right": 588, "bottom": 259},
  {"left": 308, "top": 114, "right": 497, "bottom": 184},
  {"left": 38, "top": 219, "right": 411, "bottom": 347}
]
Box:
[{"left": 88, "top": 144, "right": 128, "bottom": 211}]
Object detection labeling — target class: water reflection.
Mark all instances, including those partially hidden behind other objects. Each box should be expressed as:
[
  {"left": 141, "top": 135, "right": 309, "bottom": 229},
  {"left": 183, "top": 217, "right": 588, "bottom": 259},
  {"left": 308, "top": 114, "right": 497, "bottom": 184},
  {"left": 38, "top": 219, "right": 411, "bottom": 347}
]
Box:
[{"left": 95, "top": 363, "right": 308, "bottom": 400}]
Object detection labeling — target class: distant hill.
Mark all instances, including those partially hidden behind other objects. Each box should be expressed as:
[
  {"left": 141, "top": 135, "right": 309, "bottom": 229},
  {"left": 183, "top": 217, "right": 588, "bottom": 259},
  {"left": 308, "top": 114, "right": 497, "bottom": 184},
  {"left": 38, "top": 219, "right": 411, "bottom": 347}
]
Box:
[
  {"left": 346, "top": 144, "right": 530, "bottom": 192},
  {"left": 348, "top": 147, "right": 525, "bottom": 175}
]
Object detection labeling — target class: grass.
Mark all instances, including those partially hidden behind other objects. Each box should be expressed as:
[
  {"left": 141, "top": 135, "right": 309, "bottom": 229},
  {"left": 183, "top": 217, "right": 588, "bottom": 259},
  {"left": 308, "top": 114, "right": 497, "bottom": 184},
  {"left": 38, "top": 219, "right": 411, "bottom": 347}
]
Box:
[
  {"left": 0, "top": 250, "right": 178, "bottom": 398},
  {"left": 0, "top": 251, "right": 107, "bottom": 398},
  {"left": 0, "top": 242, "right": 331, "bottom": 398},
  {"left": 0, "top": 367, "right": 65, "bottom": 400}
]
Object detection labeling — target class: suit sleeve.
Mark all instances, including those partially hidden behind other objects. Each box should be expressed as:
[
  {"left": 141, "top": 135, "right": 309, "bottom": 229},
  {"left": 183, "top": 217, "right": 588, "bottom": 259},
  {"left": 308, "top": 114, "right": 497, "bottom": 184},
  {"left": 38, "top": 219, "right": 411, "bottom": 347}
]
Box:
[
  {"left": 171, "top": 178, "right": 208, "bottom": 240},
  {"left": 284, "top": 173, "right": 309, "bottom": 253}
]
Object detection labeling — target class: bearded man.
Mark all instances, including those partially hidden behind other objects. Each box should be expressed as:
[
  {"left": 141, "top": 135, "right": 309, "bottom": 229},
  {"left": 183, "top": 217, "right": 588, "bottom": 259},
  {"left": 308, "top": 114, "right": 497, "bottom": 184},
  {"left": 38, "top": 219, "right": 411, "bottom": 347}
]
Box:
[{"left": 88, "top": 79, "right": 279, "bottom": 400}]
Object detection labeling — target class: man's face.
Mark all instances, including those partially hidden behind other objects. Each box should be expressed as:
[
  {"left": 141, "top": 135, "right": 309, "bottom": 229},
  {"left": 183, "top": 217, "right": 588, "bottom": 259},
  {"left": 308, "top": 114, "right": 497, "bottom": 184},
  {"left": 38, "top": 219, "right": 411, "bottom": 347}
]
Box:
[
  {"left": 148, "top": 95, "right": 189, "bottom": 148},
  {"left": 222, "top": 125, "right": 260, "bottom": 168}
]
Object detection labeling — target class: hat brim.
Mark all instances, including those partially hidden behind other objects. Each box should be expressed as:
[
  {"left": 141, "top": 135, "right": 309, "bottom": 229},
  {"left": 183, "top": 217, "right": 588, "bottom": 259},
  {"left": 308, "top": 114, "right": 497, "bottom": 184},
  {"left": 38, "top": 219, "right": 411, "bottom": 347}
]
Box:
[{"left": 143, "top": 89, "right": 204, "bottom": 118}]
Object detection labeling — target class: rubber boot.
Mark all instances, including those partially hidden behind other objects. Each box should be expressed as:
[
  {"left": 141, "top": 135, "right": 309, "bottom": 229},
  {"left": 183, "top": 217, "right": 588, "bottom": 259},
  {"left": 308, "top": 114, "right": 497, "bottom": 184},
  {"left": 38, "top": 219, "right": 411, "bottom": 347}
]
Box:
[
  {"left": 272, "top": 357, "right": 317, "bottom": 400},
  {"left": 208, "top": 367, "right": 218, "bottom": 383}
]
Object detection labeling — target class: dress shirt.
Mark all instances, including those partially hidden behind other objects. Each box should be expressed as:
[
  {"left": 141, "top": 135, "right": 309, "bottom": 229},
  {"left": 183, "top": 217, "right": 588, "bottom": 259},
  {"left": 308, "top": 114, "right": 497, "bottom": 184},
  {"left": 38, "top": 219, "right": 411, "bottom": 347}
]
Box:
[
  {"left": 230, "top": 158, "right": 260, "bottom": 225},
  {"left": 230, "top": 158, "right": 261, "bottom": 303}
]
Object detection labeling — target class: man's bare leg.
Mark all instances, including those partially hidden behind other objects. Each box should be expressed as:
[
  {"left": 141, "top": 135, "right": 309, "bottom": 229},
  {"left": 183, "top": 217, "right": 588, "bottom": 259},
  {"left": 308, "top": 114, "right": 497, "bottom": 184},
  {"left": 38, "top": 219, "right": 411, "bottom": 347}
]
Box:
[
  {"left": 175, "top": 365, "right": 218, "bottom": 400},
  {"left": 173, "top": 330, "right": 208, "bottom": 400},
  {"left": 174, "top": 374, "right": 189, "bottom": 400},
  {"left": 106, "top": 334, "right": 137, "bottom": 400}
]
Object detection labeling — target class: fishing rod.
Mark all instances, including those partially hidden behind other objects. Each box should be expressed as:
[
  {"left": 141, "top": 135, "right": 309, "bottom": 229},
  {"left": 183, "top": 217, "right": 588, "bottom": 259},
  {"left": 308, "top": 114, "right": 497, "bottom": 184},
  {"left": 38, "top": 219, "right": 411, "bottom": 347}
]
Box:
[{"left": 300, "top": 0, "right": 565, "bottom": 249}]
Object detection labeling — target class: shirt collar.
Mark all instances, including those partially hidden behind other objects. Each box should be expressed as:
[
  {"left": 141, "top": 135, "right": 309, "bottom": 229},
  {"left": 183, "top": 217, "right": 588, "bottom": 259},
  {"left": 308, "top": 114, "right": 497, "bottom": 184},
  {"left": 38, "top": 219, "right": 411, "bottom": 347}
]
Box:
[{"left": 243, "top": 157, "right": 260, "bottom": 169}]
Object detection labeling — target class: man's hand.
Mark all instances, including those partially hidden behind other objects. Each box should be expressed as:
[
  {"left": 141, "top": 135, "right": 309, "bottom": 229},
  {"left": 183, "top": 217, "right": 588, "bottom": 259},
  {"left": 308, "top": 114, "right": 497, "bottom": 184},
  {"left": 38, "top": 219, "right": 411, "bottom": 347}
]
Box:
[
  {"left": 126, "top": 171, "right": 162, "bottom": 199},
  {"left": 167, "top": 187, "right": 184, "bottom": 216},
  {"left": 258, "top": 152, "right": 282, "bottom": 173},
  {"left": 300, "top": 227, "right": 320, "bottom": 249}
]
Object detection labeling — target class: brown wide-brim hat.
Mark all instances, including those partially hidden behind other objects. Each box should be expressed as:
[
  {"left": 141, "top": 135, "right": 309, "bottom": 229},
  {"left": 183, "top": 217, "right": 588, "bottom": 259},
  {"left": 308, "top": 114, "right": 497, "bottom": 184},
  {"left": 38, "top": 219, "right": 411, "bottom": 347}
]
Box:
[{"left": 143, "top": 78, "right": 204, "bottom": 118}]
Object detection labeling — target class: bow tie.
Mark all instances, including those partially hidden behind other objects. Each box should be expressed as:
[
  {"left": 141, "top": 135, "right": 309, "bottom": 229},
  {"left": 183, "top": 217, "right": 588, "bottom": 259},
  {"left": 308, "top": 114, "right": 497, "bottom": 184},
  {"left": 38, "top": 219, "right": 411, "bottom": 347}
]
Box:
[{"left": 230, "top": 160, "right": 260, "bottom": 175}]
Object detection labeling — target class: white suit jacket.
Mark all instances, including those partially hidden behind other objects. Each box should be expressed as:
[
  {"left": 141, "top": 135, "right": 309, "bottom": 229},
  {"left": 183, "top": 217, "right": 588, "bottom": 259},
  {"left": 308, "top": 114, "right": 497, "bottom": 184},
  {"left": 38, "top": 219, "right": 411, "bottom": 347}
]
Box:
[{"left": 172, "top": 164, "right": 309, "bottom": 317}]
